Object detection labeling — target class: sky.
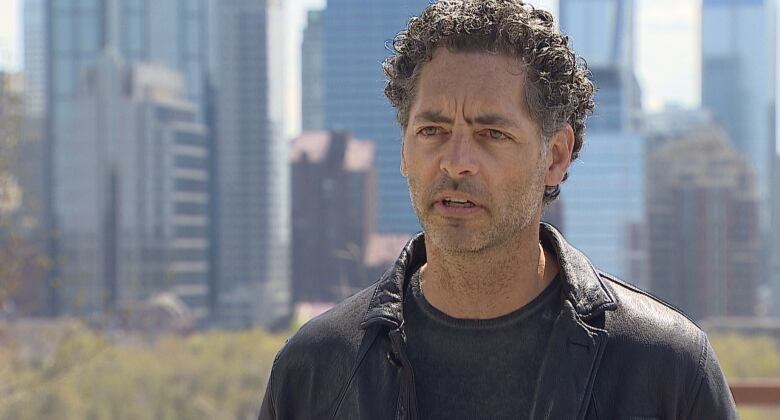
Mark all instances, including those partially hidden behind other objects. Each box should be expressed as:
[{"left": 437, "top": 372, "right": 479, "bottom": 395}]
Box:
[
  {"left": 636, "top": 0, "right": 701, "bottom": 111},
  {"left": 0, "top": 0, "right": 21, "bottom": 72},
  {"left": 0, "top": 0, "right": 705, "bottom": 123}
]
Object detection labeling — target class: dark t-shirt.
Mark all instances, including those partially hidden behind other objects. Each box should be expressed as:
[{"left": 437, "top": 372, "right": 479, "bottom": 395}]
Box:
[{"left": 403, "top": 268, "right": 562, "bottom": 419}]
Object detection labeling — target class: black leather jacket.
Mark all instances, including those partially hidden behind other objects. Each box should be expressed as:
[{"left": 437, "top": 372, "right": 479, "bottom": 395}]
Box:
[{"left": 259, "top": 223, "right": 738, "bottom": 419}]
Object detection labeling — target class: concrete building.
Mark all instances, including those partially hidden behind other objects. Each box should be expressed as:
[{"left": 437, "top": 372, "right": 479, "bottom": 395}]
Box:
[
  {"left": 647, "top": 124, "right": 760, "bottom": 321},
  {"left": 640, "top": 108, "right": 716, "bottom": 295},
  {"left": 702, "top": 0, "right": 775, "bottom": 306},
  {"left": 290, "top": 131, "right": 376, "bottom": 304},
  {"left": 323, "top": 0, "right": 429, "bottom": 233},
  {"left": 702, "top": 0, "right": 774, "bottom": 215},
  {"left": 56, "top": 55, "right": 210, "bottom": 322},
  {"left": 301, "top": 10, "right": 324, "bottom": 132},
  {"left": 558, "top": 0, "right": 644, "bottom": 281},
  {"left": 212, "top": 0, "right": 290, "bottom": 328},
  {"left": 23, "top": 0, "right": 212, "bottom": 317}
]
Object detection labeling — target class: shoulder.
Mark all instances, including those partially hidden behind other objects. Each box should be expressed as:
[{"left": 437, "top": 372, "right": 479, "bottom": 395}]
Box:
[
  {"left": 597, "top": 271, "right": 713, "bottom": 397},
  {"left": 593, "top": 271, "right": 736, "bottom": 416},
  {"left": 598, "top": 270, "right": 706, "bottom": 353},
  {"left": 264, "top": 284, "right": 381, "bottom": 417},
  {"left": 275, "top": 283, "right": 378, "bottom": 371}
]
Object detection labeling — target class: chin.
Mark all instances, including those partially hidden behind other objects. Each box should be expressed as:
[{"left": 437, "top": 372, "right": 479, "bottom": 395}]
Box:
[{"left": 424, "top": 225, "right": 494, "bottom": 254}]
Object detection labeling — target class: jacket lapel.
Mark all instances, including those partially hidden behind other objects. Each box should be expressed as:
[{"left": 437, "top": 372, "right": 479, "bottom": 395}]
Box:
[
  {"left": 360, "top": 224, "right": 617, "bottom": 420},
  {"left": 530, "top": 300, "right": 609, "bottom": 420}
]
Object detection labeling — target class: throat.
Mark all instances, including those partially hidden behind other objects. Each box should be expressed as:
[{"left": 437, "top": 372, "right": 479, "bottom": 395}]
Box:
[{"left": 418, "top": 240, "right": 557, "bottom": 319}]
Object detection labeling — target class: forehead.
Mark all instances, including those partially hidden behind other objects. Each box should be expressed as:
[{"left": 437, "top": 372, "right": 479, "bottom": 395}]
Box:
[{"left": 413, "top": 49, "right": 529, "bottom": 117}]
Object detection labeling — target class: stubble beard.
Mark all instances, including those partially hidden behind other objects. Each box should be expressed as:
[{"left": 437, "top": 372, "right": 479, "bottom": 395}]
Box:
[{"left": 408, "top": 155, "right": 548, "bottom": 255}]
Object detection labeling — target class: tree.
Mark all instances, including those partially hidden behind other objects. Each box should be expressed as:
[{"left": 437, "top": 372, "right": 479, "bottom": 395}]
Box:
[{"left": 0, "top": 321, "right": 289, "bottom": 420}]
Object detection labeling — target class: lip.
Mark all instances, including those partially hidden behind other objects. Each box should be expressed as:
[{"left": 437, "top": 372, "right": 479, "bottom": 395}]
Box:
[
  {"left": 432, "top": 192, "right": 482, "bottom": 207},
  {"left": 433, "top": 201, "right": 483, "bottom": 218},
  {"left": 432, "top": 192, "right": 484, "bottom": 218}
]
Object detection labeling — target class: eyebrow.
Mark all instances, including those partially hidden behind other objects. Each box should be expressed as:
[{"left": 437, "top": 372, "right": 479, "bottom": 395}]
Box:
[{"left": 413, "top": 110, "right": 520, "bottom": 129}]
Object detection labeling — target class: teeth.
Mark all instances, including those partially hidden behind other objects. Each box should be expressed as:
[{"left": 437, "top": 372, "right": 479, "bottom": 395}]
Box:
[{"left": 443, "top": 198, "right": 475, "bottom": 208}]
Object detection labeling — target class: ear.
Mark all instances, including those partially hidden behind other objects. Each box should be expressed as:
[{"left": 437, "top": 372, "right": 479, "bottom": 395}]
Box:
[{"left": 544, "top": 124, "right": 574, "bottom": 187}]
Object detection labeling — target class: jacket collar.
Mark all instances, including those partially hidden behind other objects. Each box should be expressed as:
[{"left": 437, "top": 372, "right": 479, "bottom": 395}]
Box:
[{"left": 360, "top": 222, "right": 617, "bottom": 329}]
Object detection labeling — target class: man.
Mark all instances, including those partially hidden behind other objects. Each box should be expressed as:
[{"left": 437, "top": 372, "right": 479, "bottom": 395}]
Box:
[{"left": 260, "top": 1, "right": 737, "bottom": 419}]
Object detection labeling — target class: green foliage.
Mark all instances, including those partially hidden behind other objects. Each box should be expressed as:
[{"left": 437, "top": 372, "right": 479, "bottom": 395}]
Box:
[
  {"left": 709, "top": 333, "right": 780, "bottom": 419},
  {"left": 4, "top": 327, "right": 780, "bottom": 418},
  {"left": 710, "top": 333, "right": 780, "bottom": 379},
  {"left": 0, "top": 322, "right": 288, "bottom": 420}
]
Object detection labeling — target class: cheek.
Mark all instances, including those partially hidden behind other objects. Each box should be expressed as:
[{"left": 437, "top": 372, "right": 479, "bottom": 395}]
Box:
[
  {"left": 402, "top": 143, "right": 435, "bottom": 176},
  {"left": 492, "top": 158, "right": 545, "bottom": 193}
]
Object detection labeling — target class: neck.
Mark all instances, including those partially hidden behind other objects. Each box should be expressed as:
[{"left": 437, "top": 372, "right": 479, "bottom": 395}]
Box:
[{"left": 419, "top": 225, "right": 559, "bottom": 319}]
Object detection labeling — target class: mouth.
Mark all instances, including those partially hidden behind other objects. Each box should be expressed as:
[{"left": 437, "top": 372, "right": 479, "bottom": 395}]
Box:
[
  {"left": 441, "top": 197, "right": 477, "bottom": 208},
  {"left": 432, "top": 193, "right": 484, "bottom": 218}
]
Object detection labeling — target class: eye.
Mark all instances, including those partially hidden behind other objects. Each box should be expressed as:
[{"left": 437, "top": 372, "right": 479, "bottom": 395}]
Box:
[
  {"left": 482, "top": 129, "right": 508, "bottom": 140},
  {"left": 419, "top": 126, "right": 441, "bottom": 136}
]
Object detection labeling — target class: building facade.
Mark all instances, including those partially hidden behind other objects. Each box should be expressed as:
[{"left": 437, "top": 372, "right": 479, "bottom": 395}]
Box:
[
  {"left": 702, "top": 0, "right": 774, "bottom": 213},
  {"left": 301, "top": 9, "right": 324, "bottom": 132},
  {"left": 322, "top": 0, "right": 429, "bottom": 233},
  {"left": 58, "top": 56, "right": 211, "bottom": 322},
  {"left": 559, "top": 0, "right": 640, "bottom": 131},
  {"left": 561, "top": 131, "right": 644, "bottom": 279},
  {"left": 647, "top": 125, "right": 760, "bottom": 320},
  {"left": 557, "top": 0, "right": 644, "bottom": 281},
  {"left": 290, "top": 131, "right": 376, "bottom": 304},
  {"left": 23, "top": 0, "right": 212, "bottom": 317},
  {"left": 701, "top": 0, "right": 775, "bottom": 305},
  {"left": 213, "top": 0, "right": 290, "bottom": 328}
]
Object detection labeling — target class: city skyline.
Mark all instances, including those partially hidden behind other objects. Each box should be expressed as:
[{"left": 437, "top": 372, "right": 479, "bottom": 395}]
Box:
[
  {"left": 0, "top": 0, "right": 734, "bottom": 129},
  {"left": 558, "top": 0, "right": 645, "bottom": 282},
  {"left": 1, "top": 0, "right": 777, "bottom": 323}
]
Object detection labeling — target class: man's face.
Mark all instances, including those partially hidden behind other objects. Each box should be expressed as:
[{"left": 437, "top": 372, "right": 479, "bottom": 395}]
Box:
[{"left": 401, "top": 49, "right": 567, "bottom": 254}]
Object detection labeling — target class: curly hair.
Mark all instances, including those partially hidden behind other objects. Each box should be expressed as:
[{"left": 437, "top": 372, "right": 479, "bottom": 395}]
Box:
[{"left": 383, "top": 0, "right": 595, "bottom": 204}]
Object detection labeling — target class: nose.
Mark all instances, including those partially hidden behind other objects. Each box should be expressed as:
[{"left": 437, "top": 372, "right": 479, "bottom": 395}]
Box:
[{"left": 440, "top": 131, "right": 478, "bottom": 178}]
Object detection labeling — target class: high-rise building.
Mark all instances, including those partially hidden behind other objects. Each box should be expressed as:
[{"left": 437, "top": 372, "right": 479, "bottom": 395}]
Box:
[
  {"left": 559, "top": 0, "right": 633, "bottom": 68},
  {"left": 323, "top": 0, "right": 429, "bottom": 233},
  {"left": 773, "top": 0, "right": 780, "bottom": 315},
  {"left": 639, "top": 108, "right": 720, "bottom": 292},
  {"left": 56, "top": 54, "right": 210, "bottom": 322},
  {"left": 301, "top": 10, "right": 324, "bottom": 132},
  {"left": 557, "top": 0, "right": 644, "bottom": 280},
  {"left": 559, "top": 0, "right": 640, "bottom": 131},
  {"left": 212, "top": 0, "right": 290, "bottom": 328},
  {"left": 290, "top": 131, "right": 376, "bottom": 304},
  {"left": 647, "top": 124, "right": 760, "bottom": 321},
  {"left": 773, "top": 152, "right": 780, "bottom": 314},
  {"left": 23, "top": 0, "right": 212, "bottom": 317},
  {"left": 561, "top": 131, "right": 644, "bottom": 279},
  {"left": 701, "top": 0, "right": 774, "bottom": 235}
]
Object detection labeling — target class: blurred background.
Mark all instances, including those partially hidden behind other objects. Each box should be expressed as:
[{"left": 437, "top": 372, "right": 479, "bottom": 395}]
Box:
[{"left": 0, "top": 0, "right": 778, "bottom": 418}]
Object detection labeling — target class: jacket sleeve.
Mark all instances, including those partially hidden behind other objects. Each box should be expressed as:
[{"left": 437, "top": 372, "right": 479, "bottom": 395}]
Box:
[
  {"left": 258, "top": 351, "right": 281, "bottom": 420},
  {"left": 258, "top": 360, "right": 278, "bottom": 420},
  {"left": 685, "top": 334, "right": 738, "bottom": 420}
]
